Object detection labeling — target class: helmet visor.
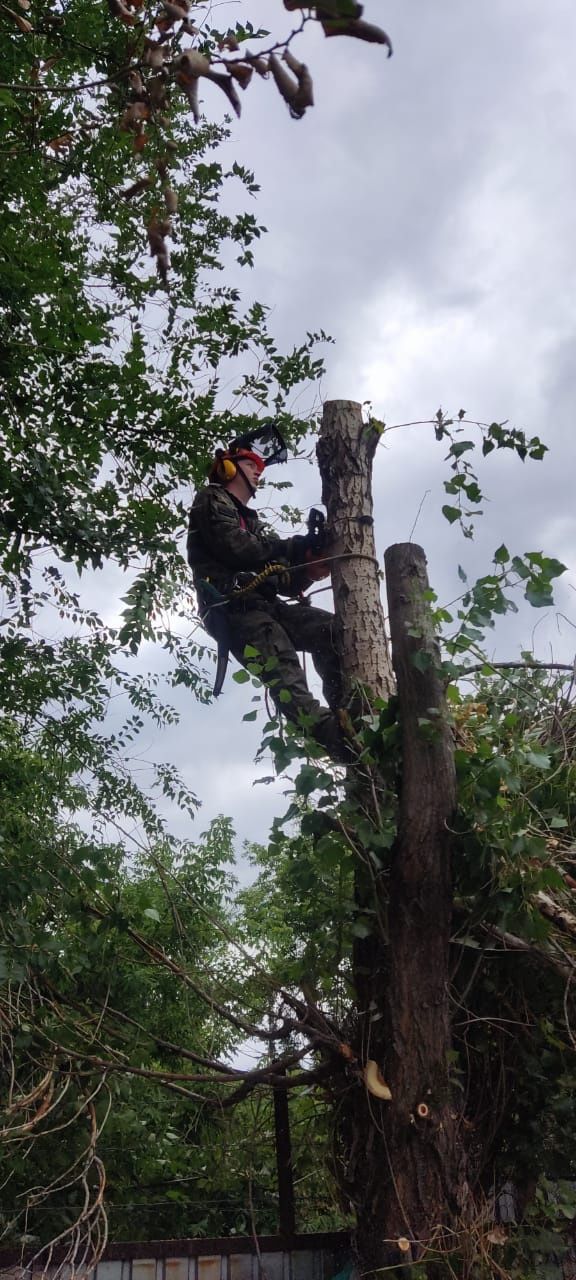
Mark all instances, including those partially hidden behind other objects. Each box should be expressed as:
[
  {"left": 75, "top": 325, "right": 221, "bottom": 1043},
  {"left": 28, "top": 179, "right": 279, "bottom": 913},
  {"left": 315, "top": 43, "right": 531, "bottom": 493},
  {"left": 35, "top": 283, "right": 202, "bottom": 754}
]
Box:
[{"left": 228, "top": 422, "right": 288, "bottom": 467}]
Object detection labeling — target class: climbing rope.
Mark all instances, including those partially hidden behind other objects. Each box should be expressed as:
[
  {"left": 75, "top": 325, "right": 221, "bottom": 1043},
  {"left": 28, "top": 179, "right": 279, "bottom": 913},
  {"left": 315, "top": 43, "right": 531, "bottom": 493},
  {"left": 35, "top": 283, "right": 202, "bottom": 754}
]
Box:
[
  {"left": 199, "top": 551, "right": 381, "bottom": 615},
  {"left": 229, "top": 562, "right": 290, "bottom": 599}
]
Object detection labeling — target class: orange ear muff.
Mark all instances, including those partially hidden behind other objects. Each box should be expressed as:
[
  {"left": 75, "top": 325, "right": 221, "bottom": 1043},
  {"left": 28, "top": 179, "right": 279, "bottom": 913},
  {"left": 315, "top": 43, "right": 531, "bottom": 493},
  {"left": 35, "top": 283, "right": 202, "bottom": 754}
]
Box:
[{"left": 210, "top": 450, "right": 238, "bottom": 483}]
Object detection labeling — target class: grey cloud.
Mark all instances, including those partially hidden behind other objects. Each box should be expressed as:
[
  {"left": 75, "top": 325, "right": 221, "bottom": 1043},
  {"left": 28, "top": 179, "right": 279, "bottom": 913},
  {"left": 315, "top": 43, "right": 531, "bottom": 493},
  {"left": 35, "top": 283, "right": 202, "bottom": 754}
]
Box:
[
  {"left": 169, "top": 0, "right": 576, "bottom": 843},
  {"left": 218, "top": 0, "right": 576, "bottom": 377}
]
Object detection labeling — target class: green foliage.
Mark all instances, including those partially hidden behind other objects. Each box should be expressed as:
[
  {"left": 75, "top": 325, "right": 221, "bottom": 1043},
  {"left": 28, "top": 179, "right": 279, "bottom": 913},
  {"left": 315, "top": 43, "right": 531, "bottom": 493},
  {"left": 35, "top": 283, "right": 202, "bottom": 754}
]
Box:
[
  {"left": 432, "top": 409, "right": 548, "bottom": 538},
  {"left": 0, "top": 4, "right": 330, "bottom": 984},
  {"left": 0, "top": 716, "right": 347, "bottom": 1248},
  {"left": 241, "top": 819, "right": 355, "bottom": 1003},
  {"left": 0, "top": 767, "right": 244, "bottom": 1247},
  {"left": 443, "top": 673, "right": 576, "bottom": 1198},
  {"left": 0, "top": 0, "right": 359, "bottom": 1258},
  {"left": 244, "top": 571, "right": 576, "bottom": 1276},
  {"left": 418, "top": 548, "right": 567, "bottom": 684},
  {"left": 0, "top": 0, "right": 329, "bottom": 654}
]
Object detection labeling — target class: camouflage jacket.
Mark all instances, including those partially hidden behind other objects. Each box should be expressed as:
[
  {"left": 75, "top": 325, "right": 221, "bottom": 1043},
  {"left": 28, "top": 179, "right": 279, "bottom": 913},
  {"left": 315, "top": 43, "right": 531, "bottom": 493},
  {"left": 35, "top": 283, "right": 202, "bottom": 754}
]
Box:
[{"left": 187, "top": 484, "right": 299, "bottom": 602}]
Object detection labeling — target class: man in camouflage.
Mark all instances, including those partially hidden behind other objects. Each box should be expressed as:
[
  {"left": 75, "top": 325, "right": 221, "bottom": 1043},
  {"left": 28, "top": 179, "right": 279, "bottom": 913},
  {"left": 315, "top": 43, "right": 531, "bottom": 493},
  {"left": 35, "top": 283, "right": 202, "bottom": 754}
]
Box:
[{"left": 187, "top": 437, "right": 351, "bottom": 763}]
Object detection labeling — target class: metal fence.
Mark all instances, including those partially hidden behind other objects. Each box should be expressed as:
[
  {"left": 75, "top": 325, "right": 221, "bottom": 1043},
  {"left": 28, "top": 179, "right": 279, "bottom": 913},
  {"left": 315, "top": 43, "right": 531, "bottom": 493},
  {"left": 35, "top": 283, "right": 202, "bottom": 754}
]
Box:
[
  {"left": 1, "top": 1228, "right": 575, "bottom": 1279},
  {"left": 0, "top": 1232, "right": 350, "bottom": 1280}
]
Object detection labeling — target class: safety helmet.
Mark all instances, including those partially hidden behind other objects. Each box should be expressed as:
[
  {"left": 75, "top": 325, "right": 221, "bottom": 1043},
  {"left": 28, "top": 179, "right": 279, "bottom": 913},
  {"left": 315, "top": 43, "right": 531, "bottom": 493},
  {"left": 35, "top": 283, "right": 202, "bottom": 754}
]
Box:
[
  {"left": 209, "top": 447, "right": 267, "bottom": 485},
  {"left": 209, "top": 422, "right": 288, "bottom": 490}
]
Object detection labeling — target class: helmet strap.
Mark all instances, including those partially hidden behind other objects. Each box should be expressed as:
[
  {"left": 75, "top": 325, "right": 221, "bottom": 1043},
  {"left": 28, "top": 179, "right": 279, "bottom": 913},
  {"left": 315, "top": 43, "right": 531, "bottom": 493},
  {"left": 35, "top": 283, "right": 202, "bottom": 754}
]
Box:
[{"left": 233, "top": 461, "right": 257, "bottom": 498}]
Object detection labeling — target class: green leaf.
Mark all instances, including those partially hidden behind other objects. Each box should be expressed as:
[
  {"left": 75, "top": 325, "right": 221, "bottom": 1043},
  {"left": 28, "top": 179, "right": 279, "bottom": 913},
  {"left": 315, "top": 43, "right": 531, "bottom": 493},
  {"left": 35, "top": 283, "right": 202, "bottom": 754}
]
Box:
[
  {"left": 493, "top": 544, "right": 509, "bottom": 564},
  {"left": 524, "top": 582, "right": 554, "bottom": 608},
  {"left": 232, "top": 669, "right": 251, "bottom": 683},
  {"left": 542, "top": 556, "right": 567, "bottom": 578},
  {"left": 295, "top": 764, "right": 333, "bottom": 797},
  {"left": 511, "top": 555, "right": 531, "bottom": 580},
  {"left": 463, "top": 480, "right": 482, "bottom": 503},
  {"left": 442, "top": 505, "right": 461, "bottom": 524},
  {"left": 449, "top": 440, "right": 474, "bottom": 458},
  {"left": 143, "top": 908, "right": 161, "bottom": 922},
  {"left": 315, "top": 835, "right": 344, "bottom": 868},
  {"left": 537, "top": 866, "right": 567, "bottom": 892},
  {"left": 525, "top": 750, "right": 551, "bottom": 770}
]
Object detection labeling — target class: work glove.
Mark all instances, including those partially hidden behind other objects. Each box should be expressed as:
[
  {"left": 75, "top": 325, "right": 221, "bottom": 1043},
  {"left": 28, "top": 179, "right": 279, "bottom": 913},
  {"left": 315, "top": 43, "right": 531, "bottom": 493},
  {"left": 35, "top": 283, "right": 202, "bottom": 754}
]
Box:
[
  {"left": 283, "top": 548, "right": 331, "bottom": 597},
  {"left": 290, "top": 532, "right": 315, "bottom": 563},
  {"left": 302, "top": 547, "right": 331, "bottom": 581}
]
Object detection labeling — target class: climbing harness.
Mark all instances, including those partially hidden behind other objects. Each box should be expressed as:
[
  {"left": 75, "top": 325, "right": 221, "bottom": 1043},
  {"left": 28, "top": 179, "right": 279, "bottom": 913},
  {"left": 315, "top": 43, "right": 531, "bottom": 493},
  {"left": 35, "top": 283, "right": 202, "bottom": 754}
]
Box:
[
  {"left": 199, "top": 546, "right": 381, "bottom": 698},
  {"left": 198, "top": 562, "right": 291, "bottom": 697},
  {"left": 197, "top": 483, "right": 380, "bottom": 698},
  {"left": 199, "top": 502, "right": 327, "bottom": 696}
]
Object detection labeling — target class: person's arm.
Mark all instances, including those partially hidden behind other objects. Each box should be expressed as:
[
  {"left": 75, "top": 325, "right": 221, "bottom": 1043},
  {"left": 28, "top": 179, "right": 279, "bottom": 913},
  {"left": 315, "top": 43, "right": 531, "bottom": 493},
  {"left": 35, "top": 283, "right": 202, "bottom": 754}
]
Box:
[{"left": 193, "top": 487, "right": 294, "bottom": 572}]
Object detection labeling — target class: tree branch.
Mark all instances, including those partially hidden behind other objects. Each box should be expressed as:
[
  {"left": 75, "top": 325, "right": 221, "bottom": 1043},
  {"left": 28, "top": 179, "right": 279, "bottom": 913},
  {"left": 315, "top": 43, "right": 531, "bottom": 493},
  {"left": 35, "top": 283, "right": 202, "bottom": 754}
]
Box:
[
  {"left": 83, "top": 902, "right": 294, "bottom": 1044},
  {"left": 213, "top": 1061, "right": 336, "bottom": 1110},
  {"left": 0, "top": 72, "right": 132, "bottom": 94},
  {"left": 77, "top": 1049, "right": 309, "bottom": 1088},
  {"left": 60, "top": 1053, "right": 337, "bottom": 1109},
  {"left": 480, "top": 923, "right": 574, "bottom": 980},
  {"left": 455, "top": 660, "right": 575, "bottom": 678},
  {"left": 537, "top": 892, "right": 576, "bottom": 940}
]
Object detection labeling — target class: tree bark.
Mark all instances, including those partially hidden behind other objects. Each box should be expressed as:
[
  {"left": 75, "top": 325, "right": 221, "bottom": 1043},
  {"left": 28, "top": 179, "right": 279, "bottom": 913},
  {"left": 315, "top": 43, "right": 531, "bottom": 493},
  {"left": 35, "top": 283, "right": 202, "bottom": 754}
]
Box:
[
  {"left": 316, "top": 402, "right": 468, "bottom": 1280},
  {"left": 378, "top": 543, "right": 468, "bottom": 1270},
  {"left": 317, "top": 400, "right": 392, "bottom": 1158},
  {"left": 342, "top": 545, "right": 466, "bottom": 1278},
  {"left": 317, "top": 401, "right": 394, "bottom": 704}
]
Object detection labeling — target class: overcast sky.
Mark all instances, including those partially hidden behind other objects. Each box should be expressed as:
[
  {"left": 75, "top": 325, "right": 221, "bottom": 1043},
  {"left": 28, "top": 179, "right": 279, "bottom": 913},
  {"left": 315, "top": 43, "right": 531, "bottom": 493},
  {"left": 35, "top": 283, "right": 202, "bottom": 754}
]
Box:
[{"left": 89, "top": 0, "right": 576, "bottom": 866}]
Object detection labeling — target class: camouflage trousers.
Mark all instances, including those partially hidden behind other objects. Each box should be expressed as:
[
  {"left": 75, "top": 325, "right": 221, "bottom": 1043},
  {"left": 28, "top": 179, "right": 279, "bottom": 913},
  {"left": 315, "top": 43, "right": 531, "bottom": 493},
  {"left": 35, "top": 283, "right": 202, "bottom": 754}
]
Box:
[{"left": 227, "top": 598, "right": 347, "bottom": 760}]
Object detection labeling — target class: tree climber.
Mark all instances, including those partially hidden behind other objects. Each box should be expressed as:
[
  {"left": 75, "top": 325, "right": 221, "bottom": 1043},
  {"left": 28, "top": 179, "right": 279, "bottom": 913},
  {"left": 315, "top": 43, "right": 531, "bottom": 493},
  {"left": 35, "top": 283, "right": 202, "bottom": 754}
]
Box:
[{"left": 187, "top": 424, "right": 352, "bottom": 764}]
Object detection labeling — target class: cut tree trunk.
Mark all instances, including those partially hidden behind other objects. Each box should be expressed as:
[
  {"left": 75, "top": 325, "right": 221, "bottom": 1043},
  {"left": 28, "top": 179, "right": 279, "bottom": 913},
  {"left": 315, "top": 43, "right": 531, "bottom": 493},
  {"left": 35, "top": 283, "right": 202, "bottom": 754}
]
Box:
[
  {"left": 378, "top": 542, "right": 468, "bottom": 1271},
  {"left": 317, "top": 401, "right": 394, "bottom": 704},
  {"left": 317, "top": 400, "right": 392, "bottom": 1065},
  {"left": 317, "top": 402, "right": 469, "bottom": 1277}
]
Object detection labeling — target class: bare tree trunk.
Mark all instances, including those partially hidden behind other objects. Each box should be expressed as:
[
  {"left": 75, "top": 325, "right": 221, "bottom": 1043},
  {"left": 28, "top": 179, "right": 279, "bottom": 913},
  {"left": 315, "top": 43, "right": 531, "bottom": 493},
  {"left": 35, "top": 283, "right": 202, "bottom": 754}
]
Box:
[
  {"left": 317, "top": 399, "right": 392, "bottom": 1098},
  {"left": 316, "top": 403, "right": 468, "bottom": 1278},
  {"left": 379, "top": 542, "right": 468, "bottom": 1270},
  {"left": 317, "top": 401, "right": 394, "bottom": 704}
]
